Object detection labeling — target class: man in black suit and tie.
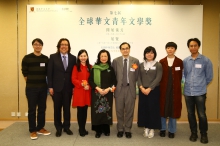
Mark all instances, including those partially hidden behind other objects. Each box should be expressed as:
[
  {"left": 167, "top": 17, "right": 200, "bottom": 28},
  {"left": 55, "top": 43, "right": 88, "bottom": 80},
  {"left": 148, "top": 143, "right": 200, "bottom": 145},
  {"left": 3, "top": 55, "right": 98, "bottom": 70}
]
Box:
[{"left": 47, "top": 38, "right": 76, "bottom": 137}]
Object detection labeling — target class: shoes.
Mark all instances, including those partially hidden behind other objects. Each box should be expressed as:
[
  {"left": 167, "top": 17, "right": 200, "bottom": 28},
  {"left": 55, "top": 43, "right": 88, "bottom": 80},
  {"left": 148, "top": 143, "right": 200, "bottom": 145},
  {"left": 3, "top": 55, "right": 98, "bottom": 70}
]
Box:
[
  {"left": 168, "top": 132, "right": 175, "bottom": 138},
  {"left": 104, "top": 133, "right": 110, "bottom": 136},
  {"left": 200, "top": 133, "right": 208, "bottom": 144},
  {"left": 30, "top": 132, "right": 38, "bottom": 140},
  {"left": 79, "top": 130, "right": 89, "bottom": 137},
  {"left": 37, "top": 128, "right": 51, "bottom": 135},
  {"left": 125, "top": 132, "right": 132, "bottom": 138},
  {"left": 117, "top": 131, "right": 124, "bottom": 138},
  {"left": 95, "top": 132, "right": 101, "bottom": 138},
  {"left": 79, "top": 132, "right": 85, "bottom": 137},
  {"left": 189, "top": 132, "right": 198, "bottom": 142},
  {"left": 148, "top": 129, "right": 154, "bottom": 138},
  {"left": 143, "top": 128, "right": 149, "bottom": 137},
  {"left": 64, "top": 129, "right": 73, "bottom": 135},
  {"left": 56, "top": 130, "right": 62, "bottom": 137},
  {"left": 160, "top": 130, "right": 166, "bottom": 137}
]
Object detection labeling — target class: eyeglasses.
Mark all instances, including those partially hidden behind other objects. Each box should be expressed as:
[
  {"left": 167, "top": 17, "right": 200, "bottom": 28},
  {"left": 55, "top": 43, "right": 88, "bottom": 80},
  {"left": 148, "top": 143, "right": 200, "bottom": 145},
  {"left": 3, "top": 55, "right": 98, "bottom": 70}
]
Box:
[
  {"left": 33, "top": 44, "right": 42, "bottom": 47},
  {"left": 121, "top": 48, "right": 130, "bottom": 51},
  {"left": 60, "top": 44, "right": 68, "bottom": 46}
]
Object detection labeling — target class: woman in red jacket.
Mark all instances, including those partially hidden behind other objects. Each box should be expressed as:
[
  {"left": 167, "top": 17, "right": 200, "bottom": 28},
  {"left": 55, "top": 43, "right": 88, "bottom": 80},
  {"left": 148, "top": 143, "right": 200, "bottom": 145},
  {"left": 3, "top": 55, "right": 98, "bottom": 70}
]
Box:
[
  {"left": 71, "top": 49, "right": 92, "bottom": 137},
  {"left": 159, "top": 42, "right": 183, "bottom": 138}
]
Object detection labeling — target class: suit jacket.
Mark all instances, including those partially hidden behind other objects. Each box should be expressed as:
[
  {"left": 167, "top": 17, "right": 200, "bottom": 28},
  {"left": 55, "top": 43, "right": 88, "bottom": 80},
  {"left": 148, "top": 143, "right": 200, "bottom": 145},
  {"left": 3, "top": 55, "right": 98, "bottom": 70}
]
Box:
[
  {"left": 47, "top": 52, "right": 76, "bottom": 92},
  {"left": 112, "top": 56, "right": 139, "bottom": 98},
  {"left": 159, "top": 56, "right": 183, "bottom": 118}
]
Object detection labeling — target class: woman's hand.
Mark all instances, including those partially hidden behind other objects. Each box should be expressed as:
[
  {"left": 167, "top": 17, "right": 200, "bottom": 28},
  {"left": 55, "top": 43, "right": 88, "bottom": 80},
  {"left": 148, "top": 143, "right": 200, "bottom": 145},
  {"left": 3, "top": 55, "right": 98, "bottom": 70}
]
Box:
[
  {"left": 84, "top": 85, "right": 90, "bottom": 90},
  {"left": 49, "top": 88, "right": 54, "bottom": 96},
  {"left": 141, "top": 88, "right": 151, "bottom": 95}
]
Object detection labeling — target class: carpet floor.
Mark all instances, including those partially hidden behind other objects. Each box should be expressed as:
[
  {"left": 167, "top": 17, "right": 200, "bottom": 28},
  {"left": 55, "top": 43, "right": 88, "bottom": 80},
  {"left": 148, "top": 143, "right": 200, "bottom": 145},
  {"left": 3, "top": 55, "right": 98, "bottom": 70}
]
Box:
[{"left": 0, "top": 122, "right": 220, "bottom": 146}]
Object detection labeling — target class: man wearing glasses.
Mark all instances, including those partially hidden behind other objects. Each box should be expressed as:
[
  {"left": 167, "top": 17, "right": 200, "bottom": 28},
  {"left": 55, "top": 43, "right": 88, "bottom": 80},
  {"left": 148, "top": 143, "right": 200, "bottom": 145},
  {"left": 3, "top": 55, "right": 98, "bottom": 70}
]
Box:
[
  {"left": 112, "top": 42, "right": 139, "bottom": 138},
  {"left": 22, "top": 38, "right": 51, "bottom": 140},
  {"left": 47, "top": 38, "right": 76, "bottom": 137}
]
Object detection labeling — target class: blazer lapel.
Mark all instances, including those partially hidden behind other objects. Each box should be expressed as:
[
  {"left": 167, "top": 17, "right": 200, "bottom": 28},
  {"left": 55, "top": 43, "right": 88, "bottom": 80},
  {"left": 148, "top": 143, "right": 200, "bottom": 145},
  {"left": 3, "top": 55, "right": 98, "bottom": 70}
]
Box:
[
  {"left": 119, "top": 56, "right": 123, "bottom": 74},
  {"left": 66, "top": 54, "right": 71, "bottom": 71}
]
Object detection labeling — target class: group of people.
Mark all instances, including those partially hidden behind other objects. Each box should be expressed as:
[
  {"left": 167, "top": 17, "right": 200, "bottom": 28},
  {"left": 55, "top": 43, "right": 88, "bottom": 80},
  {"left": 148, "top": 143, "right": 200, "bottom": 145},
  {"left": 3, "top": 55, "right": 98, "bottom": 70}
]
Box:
[{"left": 22, "top": 38, "right": 213, "bottom": 144}]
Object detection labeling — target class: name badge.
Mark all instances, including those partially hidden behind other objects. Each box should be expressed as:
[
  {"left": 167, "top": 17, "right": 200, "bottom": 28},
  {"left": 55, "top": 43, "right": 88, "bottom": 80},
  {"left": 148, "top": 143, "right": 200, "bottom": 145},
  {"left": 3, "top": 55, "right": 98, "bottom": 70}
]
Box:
[
  {"left": 195, "top": 64, "right": 202, "bottom": 68},
  {"left": 150, "top": 66, "right": 156, "bottom": 70},
  {"left": 40, "top": 63, "right": 45, "bottom": 67},
  {"left": 175, "top": 67, "right": 180, "bottom": 71},
  {"left": 130, "top": 68, "right": 135, "bottom": 72}
]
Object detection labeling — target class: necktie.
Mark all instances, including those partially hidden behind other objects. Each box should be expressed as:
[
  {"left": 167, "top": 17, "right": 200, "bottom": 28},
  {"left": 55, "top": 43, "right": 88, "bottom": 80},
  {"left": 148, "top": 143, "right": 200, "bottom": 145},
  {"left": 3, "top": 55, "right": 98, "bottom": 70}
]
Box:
[
  {"left": 63, "top": 56, "right": 67, "bottom": 70},
  {"left": 123, "top": 59, "right": 127, "bottom": 86}
]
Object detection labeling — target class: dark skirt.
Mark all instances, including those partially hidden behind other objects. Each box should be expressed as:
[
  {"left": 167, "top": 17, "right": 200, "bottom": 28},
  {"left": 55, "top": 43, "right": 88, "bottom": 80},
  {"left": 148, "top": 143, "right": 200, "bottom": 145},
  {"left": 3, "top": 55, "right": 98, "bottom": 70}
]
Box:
[
  {"left": 137, "top": 86, "right": 161, "bottom": 129},
  {"left": 91, "top": 90, "right": 113, "bottom": 126}
]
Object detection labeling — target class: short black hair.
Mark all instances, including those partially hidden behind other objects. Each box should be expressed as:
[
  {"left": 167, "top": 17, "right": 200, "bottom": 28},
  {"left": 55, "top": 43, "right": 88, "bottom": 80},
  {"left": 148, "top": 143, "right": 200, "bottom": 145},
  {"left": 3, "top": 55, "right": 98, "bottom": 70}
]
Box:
[
  {"left": 144, "top": 46, "right": 157, "bottom": 60},
  {"left": 32, "top": 38, "right": 43, "bottom": 46},
  {"left": 187, "top": 38, "right": 201, "bottom": 48},
  {"left": 165, "top": 42, "right": 177, "bottom": 50},
  {"left": 95, "top": 49, "right": 111, "bottom": 66},
  {"left": 119, "top": 42, "right": 130, "bottom": 50}
]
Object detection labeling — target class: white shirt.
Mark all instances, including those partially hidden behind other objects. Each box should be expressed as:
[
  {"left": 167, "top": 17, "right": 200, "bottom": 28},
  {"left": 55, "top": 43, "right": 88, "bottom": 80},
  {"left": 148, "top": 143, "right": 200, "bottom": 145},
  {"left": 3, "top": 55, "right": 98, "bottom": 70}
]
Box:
[{"left": 167, "top": 57, "right": 175, "bottom": 67}]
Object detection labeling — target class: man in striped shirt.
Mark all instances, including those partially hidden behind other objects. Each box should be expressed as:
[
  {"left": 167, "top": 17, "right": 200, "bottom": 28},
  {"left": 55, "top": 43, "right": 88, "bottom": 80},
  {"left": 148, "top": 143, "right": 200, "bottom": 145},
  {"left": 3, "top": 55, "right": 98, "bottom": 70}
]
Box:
[{"left": 22, "top": 38, "right": 51, "bottom": 140}]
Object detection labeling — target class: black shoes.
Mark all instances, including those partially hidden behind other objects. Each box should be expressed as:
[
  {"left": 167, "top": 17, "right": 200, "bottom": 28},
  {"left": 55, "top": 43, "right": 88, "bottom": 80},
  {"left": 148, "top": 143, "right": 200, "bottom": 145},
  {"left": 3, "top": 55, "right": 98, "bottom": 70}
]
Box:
[
  {"left": 190, "top": 132, "right": 198, "bottom": 142},
  {"left": 64, "top": 129, "right": 73, "bottom": 135},
  {"left": 168, "top": 132, "right": 175, "bottom": 138},
  {"left": 117, "top": 132, "right": 131, "bottom": 138},
  {"left": 125, "top": 132, "right": 132, "bottom": 138},
  {"left": 160, "top": 131, "right": 174, "bottom": 138},
  {"left": 117, "top": 131, "right": 124, "bottom": 138},
  {"left": 160, "top": 130, "right": 166, "bottom": 137},
  {"left": 104, "top": 133, "right": 110, "bottom": 136},
  {"left": 95, "top": 132, "right": 101, "bottom": 138},
  {"left": 79, "top": 130, "right": 89, "bottom": 137},
  {"left": 56, "top": 130, "right": 62, "bottom": 137},
  {"left": 200, "top": 133, "right": 208, "bottom": 144}
]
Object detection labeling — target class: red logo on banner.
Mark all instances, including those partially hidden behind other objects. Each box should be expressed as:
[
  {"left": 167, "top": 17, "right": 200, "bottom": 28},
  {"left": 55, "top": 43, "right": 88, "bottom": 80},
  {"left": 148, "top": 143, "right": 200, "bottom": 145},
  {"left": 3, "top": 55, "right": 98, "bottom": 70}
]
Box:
[{"left": 30, "top": 7, "right": 34, "bottom": 12}]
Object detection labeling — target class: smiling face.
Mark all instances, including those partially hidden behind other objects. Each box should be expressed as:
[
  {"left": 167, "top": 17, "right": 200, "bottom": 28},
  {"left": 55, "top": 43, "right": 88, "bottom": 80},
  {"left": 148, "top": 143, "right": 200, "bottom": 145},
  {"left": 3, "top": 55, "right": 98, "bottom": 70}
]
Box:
[
  {"left": 145, "top": 51, "right": 155, "bottom": 61},
  {"left": 32, "top": 40, "right": 43, "bottom": 54},
  {"left": 79, "top": 52, "right": 88, "bottom": 64},
  {"left": 59, "top": 40, "right": 69, "bottom": 55},
  {"left": 100, "top": 52, "right": 108, "bottom": 64}
]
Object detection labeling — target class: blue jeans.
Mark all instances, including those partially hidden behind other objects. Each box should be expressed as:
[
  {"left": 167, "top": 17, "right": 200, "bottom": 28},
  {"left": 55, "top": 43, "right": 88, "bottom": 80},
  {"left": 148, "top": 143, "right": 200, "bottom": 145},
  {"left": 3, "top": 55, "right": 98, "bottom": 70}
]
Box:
[
  {"left": 161, "top": 117, "right": 176, "bottom": 133},
  {"left": 184, "top": 94, "right": 208, "bottom": 134}
]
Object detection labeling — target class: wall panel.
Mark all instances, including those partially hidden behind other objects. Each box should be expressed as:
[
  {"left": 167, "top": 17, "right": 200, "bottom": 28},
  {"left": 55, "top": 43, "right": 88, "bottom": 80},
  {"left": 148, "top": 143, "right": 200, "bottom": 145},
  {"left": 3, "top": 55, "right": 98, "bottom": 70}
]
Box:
[{"left": 0, "top": 0, "right": 19, "bottom": 120}]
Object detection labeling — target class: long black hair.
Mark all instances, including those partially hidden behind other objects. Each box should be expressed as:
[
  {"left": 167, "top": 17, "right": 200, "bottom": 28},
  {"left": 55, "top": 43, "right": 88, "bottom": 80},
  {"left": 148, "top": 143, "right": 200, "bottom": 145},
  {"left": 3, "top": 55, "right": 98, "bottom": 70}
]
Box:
[{"left": 76, "top": 49, "right": 91, "bottom": 72}]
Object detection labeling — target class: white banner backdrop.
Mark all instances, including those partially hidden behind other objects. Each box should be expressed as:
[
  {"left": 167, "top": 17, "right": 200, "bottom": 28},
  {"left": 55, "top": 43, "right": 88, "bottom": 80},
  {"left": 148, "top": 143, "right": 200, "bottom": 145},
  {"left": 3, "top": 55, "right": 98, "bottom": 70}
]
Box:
[{"left": 27, "top": 5, "right": 203, "bottom": 64}]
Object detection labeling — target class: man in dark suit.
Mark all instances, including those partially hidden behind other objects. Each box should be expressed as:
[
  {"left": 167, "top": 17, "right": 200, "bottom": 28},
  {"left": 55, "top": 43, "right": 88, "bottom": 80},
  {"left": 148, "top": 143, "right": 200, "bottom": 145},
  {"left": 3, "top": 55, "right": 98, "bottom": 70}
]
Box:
[
  {"left": 47, "top": 38, "right": 76, "bottom": 137},
  {"left": 112, "top": 42, "right": 139, "bottom": 138}
]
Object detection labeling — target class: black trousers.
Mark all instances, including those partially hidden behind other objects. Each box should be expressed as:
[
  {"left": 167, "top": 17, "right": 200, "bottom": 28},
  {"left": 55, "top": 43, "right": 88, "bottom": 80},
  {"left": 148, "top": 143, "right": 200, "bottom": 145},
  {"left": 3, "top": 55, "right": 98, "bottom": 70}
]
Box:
[
  {"left": 26, "top": 87, "right": 47, "bottom": 133},
  {"left": 52, "top": 89, "right": 72, "bottom": 130},
  {"left": 77, "top": 105, "right": 88, "bottom": 133},
  {"left": 92, "top": 124, "right": 110, "bottom": 134}
]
